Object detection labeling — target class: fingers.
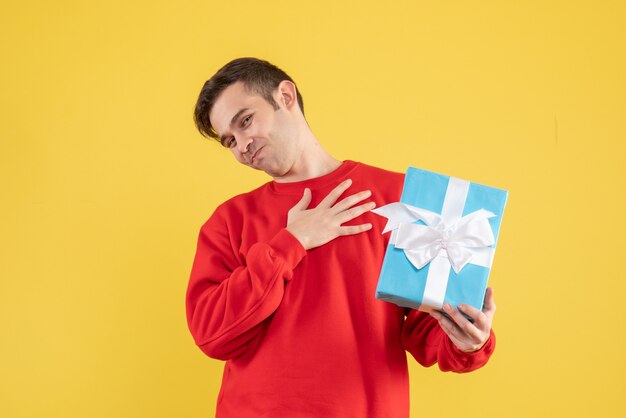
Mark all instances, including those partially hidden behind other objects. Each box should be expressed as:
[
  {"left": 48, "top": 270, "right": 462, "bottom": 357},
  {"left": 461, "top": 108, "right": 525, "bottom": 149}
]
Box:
[
  {"left": 430, "top": 310, "right": 460, "bottom": 338},
  {"left": 442, "top": 303, "right": 483, "bottom": 342},
  {"left": 291, "top": 188, "right": 312, "bottom": 211},
  {"left": 318, "top": 179, "right": 353, "bottom": 208},
  {"left": 332, "top": 190, "right": 372, "bottom": 213},
  {"left": 287, "top": 179, "right": 376, "bottom": 245},
  {"left": 430, "top": 310, "right": 471, "bottom": 351},
  {"left": 337, "top": 201, "right": 377, "bottom": 224},
  {"left": 338, "top": 223, "right": 373, "bottom": 236},
  {"left": 482, "top": 287, "right": 496, "bottom": 319},
  {"left": 457, "top": 303, "right": 489, "bottom": 332}
]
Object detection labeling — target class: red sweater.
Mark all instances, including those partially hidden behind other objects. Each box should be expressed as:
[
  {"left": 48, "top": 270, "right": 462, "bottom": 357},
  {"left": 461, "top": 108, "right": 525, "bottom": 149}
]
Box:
[{"left": 186, "top": 161, "right": 495, "bottom": 418}]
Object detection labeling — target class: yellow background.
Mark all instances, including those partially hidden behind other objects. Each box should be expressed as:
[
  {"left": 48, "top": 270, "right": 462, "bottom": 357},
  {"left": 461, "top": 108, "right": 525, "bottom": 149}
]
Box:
[{"left": 1, "top": 0, "right": 624, "bottom": 417}]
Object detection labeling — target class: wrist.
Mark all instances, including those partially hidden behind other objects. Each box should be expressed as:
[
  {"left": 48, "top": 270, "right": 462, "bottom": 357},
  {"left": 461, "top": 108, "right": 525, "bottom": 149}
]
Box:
[
  {"left": 459, "top": 340, "right": 486, "bottom": 353},
  {"left": 286, "top": 226, "right": 311, "bottom": 250},
  {"left": 269, "top": 229, "right": 308, "bottom": 271}
]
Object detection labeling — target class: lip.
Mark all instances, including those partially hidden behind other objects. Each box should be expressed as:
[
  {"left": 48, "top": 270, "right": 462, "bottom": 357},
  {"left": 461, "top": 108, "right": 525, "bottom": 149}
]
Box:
[{"left": 250, "top": 147, "right": 263, "bottom": 164}]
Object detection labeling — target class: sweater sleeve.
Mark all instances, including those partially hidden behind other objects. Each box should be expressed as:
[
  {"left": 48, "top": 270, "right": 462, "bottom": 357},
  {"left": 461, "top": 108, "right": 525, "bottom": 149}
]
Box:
[
  {"left": 185, "top": 209, "right": 307, "bottom": 361},
  {"left": 401, "top": 309, "right": 496, "bottom": 373}
]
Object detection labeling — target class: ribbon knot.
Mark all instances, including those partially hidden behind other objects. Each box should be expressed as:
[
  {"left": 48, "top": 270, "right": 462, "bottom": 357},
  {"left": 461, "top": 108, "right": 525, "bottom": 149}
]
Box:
[{"left": 373, "top": 202, "right": 497, "bottom": 274}]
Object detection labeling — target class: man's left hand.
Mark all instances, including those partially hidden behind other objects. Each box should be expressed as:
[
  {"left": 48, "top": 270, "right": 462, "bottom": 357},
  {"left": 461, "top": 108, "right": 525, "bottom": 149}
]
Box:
[{"left": 429, "top": 287, "right": 496, "bottom": 353}]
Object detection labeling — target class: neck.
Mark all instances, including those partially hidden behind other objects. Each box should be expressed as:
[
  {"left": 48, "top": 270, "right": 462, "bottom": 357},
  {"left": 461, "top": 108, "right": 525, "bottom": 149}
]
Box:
[{"left": 272, "top": 132, "right": 341, "bottom": 183}]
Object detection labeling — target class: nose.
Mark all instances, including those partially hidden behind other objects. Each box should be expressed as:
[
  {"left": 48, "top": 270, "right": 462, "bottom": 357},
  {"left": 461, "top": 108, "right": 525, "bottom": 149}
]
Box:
[{"left": 236, "top": 135, "right": 253, "bottom": 154}]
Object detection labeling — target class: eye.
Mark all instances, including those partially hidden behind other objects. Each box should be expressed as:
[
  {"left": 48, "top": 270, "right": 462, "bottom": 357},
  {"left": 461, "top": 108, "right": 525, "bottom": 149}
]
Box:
[
  {"left": 241, "top": 115, "right": 252, "bottom": 127},
  {"left": 222, "top": 137, "right": 236, "bottom": 148}
]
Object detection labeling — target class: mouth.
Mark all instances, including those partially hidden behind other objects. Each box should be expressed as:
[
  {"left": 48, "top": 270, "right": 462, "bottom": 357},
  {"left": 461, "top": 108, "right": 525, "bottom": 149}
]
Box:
[{"left": 250, "top": 147, "right": 263, "bottom": 165}]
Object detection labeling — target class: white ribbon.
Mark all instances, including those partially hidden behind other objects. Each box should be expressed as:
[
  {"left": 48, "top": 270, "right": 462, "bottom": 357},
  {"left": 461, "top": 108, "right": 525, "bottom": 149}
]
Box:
[{"left": 373, "top": 177, "right": 496, "bottom": 309}]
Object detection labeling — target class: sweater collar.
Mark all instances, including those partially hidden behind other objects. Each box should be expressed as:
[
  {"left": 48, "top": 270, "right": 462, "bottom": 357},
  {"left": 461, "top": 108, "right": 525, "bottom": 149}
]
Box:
[{"left": 267, "top": 160, "right": 359, "bottom": 194}]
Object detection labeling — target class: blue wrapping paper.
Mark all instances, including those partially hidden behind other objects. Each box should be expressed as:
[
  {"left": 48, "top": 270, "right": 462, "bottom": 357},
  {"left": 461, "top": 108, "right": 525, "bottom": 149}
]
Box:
[{"left": 375, "top": 167, "right": 508, "bottom": 312}]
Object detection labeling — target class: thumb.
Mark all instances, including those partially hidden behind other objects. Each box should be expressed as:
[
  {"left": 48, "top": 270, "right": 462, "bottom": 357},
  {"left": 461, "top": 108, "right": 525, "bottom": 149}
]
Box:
[
  {"left": 482, "top": 287, "right": 496, "bottom": 317},
  {"left": 293, "top": 188, "right": 312, "bottom": 210}
]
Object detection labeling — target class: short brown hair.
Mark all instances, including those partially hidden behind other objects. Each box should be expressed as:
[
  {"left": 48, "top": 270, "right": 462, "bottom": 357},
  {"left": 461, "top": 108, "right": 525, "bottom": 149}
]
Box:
[{"left": 194, "top": 57, "right": 305, "bottom": 141}]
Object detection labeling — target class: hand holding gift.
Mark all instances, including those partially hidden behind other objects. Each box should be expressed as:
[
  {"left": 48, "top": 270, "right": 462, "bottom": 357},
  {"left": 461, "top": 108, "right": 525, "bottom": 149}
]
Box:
[{"left": 430, "top": 287, "right": 496, "bottom": 352}]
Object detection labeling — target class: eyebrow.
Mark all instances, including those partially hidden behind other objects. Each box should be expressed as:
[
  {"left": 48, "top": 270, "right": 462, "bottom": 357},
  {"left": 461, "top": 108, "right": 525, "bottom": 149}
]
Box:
[{"left": 219, "top": 108, "right": 250, "bottom": 144}]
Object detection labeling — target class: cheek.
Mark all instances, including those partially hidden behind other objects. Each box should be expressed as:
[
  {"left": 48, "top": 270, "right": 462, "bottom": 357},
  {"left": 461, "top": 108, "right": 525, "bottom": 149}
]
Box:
[
  {"left": 231, "top": 149, "right": 247, "bottom": 165},
  {"left": 252, "top": 122, "right": 266, "bottom": 139}
]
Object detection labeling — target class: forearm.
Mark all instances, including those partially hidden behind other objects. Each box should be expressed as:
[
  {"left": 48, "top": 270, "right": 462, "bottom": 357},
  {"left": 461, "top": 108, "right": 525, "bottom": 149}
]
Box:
[
  {"left": 186, "top": 227, "right": 306, "bottom": 360},
  {"left": 401, "top": 310, "right": 496, "bottom": 373}
]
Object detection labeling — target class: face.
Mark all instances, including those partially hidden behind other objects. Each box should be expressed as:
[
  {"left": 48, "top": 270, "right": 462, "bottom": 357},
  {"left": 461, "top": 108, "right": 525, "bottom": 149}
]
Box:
[{"left": 209, "top": 81, "right": 300, "bottom": 178}]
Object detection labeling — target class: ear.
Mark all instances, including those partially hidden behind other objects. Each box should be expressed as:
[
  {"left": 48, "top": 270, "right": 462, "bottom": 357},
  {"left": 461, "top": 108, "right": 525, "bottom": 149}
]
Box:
[{"left": 276, "top": 80, "right": 298, "bottom": 111}]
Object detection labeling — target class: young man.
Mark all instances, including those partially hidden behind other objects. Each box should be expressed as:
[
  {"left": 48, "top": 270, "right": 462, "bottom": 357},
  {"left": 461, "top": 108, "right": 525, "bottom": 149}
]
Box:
[{"left": 186, "top": 58, "right": 496, "bottom": 417}]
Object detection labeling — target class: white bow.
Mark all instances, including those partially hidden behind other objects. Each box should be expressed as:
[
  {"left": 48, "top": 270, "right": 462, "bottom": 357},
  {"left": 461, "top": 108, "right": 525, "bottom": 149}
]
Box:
[{"left": 373, "top": 202, "right": 496, "bottom": 273}]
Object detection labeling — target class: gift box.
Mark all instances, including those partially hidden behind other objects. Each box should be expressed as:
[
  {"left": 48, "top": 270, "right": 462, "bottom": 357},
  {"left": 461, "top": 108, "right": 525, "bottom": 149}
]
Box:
[{"left": 373, "top": 167, "right": 508, "bottom": 312}]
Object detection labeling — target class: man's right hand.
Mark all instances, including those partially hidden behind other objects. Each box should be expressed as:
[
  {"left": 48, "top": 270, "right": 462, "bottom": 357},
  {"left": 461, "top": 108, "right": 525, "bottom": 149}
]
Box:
[{"left": 286, "top": 179, "right": 376, "bottom": 250}]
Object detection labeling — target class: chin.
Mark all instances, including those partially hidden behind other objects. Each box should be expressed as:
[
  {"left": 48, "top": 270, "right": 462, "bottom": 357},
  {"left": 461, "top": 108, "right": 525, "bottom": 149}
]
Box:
[{"left": 262, "top": 164, "right": 286, "bottom": 178}]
